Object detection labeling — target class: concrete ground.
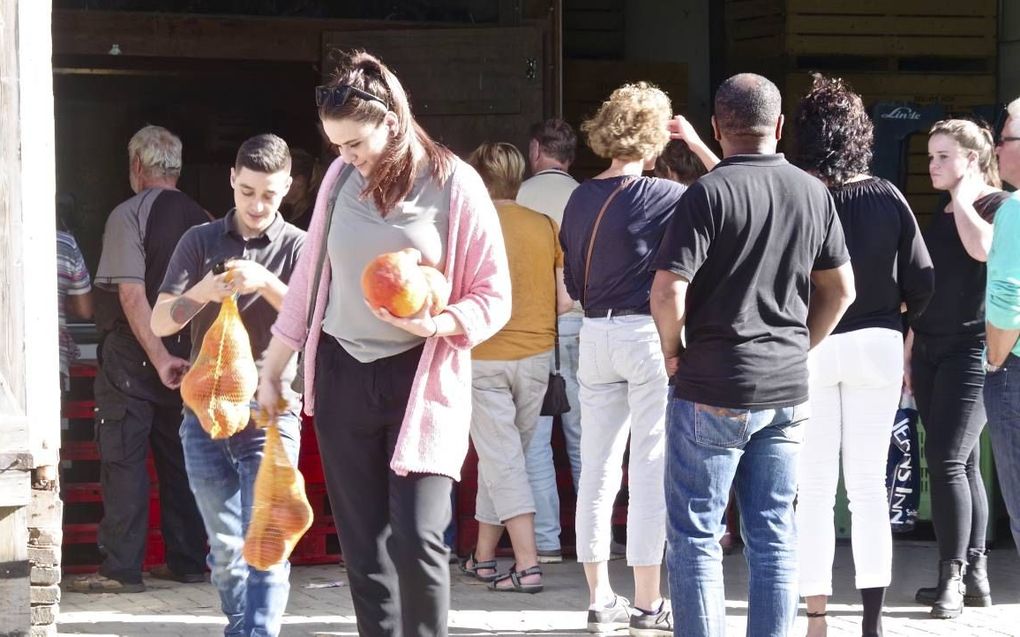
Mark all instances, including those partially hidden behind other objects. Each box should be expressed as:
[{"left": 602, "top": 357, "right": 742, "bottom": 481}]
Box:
[{"left": 59, "top": 542, "right": 1020, "bottom": 636}]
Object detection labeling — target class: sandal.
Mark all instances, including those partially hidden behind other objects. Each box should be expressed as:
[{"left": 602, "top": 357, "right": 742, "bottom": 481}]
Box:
[
  {"left": 69, "top": 573, "right": 145, "bottom": 594},
  {"left": 459, "top": 552, "right": 498, "bottom": 582},
  {"left": 488, "top": 563, "right": 543, "bottom": 594}
]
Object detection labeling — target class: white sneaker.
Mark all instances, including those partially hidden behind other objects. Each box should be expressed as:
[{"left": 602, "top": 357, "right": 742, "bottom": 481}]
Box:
[{"left": 587, "top": 595, "right": 632, "bottom": 633}]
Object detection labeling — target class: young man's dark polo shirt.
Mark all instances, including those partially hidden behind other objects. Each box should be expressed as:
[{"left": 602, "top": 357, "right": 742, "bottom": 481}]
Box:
[
  {"left": 651, "top": 153, "right": 849, "bottom": 410},
  {"left": 159, "top": 210, "right": 306, "bottom": 403}
]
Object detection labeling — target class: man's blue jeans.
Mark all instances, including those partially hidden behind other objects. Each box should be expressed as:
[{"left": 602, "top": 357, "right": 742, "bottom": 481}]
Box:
[
  {"left": 984, "top": 353, "right": 1020, "bottom": 552},
  {"left": 526, "top": 315, "right": 582, "bottom": 552},
  {"left": 180, "top": 409, "right": 301, "bottom": 637},
  {"left": 665, "top": 398, "right": 807, "bottom": 637}
]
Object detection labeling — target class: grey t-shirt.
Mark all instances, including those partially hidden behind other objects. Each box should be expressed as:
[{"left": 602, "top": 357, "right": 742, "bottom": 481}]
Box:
[
  {"left": 159, "top": 210, "right": 306, "bottom": 406},
  {"left": 323, "top": 169, "right": 452, "bottom": 363}
]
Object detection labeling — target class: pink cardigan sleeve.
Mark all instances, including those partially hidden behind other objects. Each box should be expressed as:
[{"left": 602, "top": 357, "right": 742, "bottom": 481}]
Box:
[{"left": 441, "top": 162, "right": 512, "bottom": 350}]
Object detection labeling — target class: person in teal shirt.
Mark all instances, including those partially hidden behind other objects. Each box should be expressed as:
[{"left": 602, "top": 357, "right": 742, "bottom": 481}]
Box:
[{"left": 985, "top": 96, "right": 1020, "bottom": 555}]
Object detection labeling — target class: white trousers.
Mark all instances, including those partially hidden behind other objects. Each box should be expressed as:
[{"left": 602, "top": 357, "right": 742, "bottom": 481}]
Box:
[
  {"left": 797, "top": 328, "right": 904, "bottom": 595},
  {"left": 575, "top": 315, "right": 668, "bottom": 566}
]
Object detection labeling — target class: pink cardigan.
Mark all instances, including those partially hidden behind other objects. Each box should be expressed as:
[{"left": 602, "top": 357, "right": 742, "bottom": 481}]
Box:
[{"left": 271, "top": 156, "right": 511, "bottom": 480}]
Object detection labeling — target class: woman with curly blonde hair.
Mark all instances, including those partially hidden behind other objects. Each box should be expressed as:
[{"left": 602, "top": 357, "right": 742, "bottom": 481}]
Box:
[{"left": 559, "top": 82, "right": 685, "bottom": 635}]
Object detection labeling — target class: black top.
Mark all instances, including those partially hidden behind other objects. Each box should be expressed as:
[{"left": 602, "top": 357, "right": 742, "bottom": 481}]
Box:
[
  {"left": 651, "top": 154, "right": 849, "bottom": 409},
  {"left": 559, "top": 175, "right": 686, "bottom": 313},
  {"left": 911, "top": 191, "right": 1011, "bottom": 338},
  {"left": 159, "top": 210, "right": 306, "bottom": 390},
  {"left": 828, "top": 177, "right": 934, "bottom": 334}
]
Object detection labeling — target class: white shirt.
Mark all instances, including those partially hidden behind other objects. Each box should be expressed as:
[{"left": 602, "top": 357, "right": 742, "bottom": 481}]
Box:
[{"left": 516, "top": 168, "right": 579, "bottom": 227}]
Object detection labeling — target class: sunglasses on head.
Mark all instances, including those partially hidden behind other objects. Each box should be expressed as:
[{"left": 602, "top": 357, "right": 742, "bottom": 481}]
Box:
[{"left": 315, "top": 84, "right": 388, "bottom": 109}]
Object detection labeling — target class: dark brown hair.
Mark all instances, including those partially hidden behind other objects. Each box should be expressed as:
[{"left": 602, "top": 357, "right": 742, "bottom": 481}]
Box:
[
  {"left": 235, "top": 134, "right": 291, "bottom": 174},
  {"left": 792, "top": 73, "right": 873, "bottom": 186},
  {"left": 654, "top": 140, "right": 706, "bottom": 185},
  {"left": 319, "top": 50, "right": 454, "bottom": 213},
  {"left": 529, "top": 118, "right": 577, "bottom": 164}
]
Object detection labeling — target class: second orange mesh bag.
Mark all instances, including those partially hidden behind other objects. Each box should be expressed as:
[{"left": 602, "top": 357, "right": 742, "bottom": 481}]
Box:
[
  {"left": 181, "top": 295, "right": 258, "bottom": 439},
  {"left": 243, "top": 421, "right": 313, "bottom": 570}
]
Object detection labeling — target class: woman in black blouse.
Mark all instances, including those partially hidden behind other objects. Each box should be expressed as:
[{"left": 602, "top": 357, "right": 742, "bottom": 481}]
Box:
[
  {"left": 909, "top": 118, "right": 1010, "bottom": 619},
  {"left": 791, "top": 74, "right": 935, "bottom": 637}
]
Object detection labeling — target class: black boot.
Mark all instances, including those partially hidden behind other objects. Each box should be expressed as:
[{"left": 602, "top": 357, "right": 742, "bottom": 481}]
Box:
[
  {"left": 860, "top": 587, "right": 885, "bottom": 637},
  {"left": 916, "top": 549, "right": 992, "bottom": 607},
  {"left": 962, "top": 548, "right": 992, "bottom": 606},
  {"left": 930, "top": 559, "right": 966, "bottom": 619}
]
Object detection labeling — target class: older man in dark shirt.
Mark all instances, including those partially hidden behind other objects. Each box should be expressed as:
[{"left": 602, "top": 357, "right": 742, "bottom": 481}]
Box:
[
  {"left": 650, "top": 74, "right": 855, "bottom": 637},
  {"left": 72, "top": 125, "right": 209, "bottom": 594}
]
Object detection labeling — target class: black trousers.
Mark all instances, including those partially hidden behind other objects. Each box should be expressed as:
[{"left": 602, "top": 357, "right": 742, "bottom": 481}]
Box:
[
  {"left": 911, "top": 333, "right": 988, "bottom": 561},
  {"left": 94, "top": 331, "right": 208, "bottom": 583},
  {"left": 315, "top": 335, "right": 453, "bottom": 637}
]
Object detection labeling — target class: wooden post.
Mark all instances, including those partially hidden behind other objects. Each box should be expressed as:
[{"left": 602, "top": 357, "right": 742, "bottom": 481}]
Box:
[
  {"left": 0, "top": 473, "right": 31, "bottom": 635},
  {"left": 0, "top": 0, "right": 59, "bottom": 634}
]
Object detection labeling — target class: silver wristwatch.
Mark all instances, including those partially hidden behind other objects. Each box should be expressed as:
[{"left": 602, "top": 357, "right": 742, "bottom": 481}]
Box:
[{"left": 984, "top": 360, "right": 1003, "bottom": 374}]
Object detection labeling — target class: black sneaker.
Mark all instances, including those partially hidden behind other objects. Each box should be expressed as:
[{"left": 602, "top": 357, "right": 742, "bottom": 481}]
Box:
[
  {"left": 587, "top": 595, "right": 632, "bottom": 633},
  {"left": 629, "top": 601, "right": 672, "bottom": 636}
]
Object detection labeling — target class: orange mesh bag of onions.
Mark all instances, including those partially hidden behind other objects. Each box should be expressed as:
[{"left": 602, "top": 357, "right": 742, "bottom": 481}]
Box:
[
  {"left": 243, "top": 414, "right": 314, "bottom": 571},
  {"left": 180, "top": 295, "right": 258, "bottom": 439}
]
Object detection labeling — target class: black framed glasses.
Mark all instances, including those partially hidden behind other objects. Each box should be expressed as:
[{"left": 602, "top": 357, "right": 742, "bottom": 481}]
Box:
[
  {"left": 996, "top": 136, "right": 1020, "bottom": 146},
  {"left": 315, "top": 84, "right": 387, "bottom": 109}
]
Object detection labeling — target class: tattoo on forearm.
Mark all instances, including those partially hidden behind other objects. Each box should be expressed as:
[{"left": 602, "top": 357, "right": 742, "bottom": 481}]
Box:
[{"left": 170, "top": 296, "right": 205, "bottom": 325}]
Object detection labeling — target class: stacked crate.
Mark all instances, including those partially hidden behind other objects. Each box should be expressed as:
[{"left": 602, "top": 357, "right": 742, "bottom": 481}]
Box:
[
  {"left": 61, "top": 364, "right": 342, "bottom": 570},
  {"left": 60, "top": 362, "right": 166, "bottom": 573},
  {"left": 724, "top": 0, "right": 999, "bottom": 222},
  {"left": 290, "top": 414, "right": 343, "bottom": 565}
]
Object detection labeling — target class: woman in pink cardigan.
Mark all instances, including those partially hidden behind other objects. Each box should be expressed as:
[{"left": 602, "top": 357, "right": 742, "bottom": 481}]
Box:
[{"left": 257, "top": 51, "right": 510, "bottom": 637}]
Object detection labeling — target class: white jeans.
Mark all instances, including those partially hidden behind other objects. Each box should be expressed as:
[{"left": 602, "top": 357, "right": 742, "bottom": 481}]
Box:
[
  {"left": 575, "top": 315, "right": 668, "bottom": 566},
  {"left": 797, "top": 327, "right": 903, "bottom": 595}
]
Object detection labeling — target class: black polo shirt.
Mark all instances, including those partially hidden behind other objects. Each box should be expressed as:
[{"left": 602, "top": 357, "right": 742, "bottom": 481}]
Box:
[
  {"left": 159, "top": 210, "right": 306, "bottom": 387},
  {"left": 651, "top": 153, "right": 849, "bottom": 409}
]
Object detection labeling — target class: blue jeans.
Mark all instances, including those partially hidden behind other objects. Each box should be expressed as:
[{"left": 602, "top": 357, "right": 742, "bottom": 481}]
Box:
[
  {"left": 984, "top": 353, "right": 1020, "bottom": 553},
  {"left": 180, "top": 409, "right": 301, "bottom": 637},
  {"left": 526, "top": 315, "right": 582, "bottom": 552},
  {"left": 666, "top": 398, "right": 807, "bottom": 637}
]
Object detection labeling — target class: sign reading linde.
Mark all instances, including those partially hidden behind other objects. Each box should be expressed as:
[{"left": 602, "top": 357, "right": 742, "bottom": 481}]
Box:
[{"left": 880, "top": 106, "right": 922, "bottom": 120}]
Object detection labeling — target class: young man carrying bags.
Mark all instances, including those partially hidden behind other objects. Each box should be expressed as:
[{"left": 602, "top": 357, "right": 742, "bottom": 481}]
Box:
[{"left": 151, "top": 134, "right": 305, "bottom": 637}]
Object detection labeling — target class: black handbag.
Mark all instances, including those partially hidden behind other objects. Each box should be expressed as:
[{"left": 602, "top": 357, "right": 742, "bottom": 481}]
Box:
[
  {"left": 291, "top": 163, "right": 355, "bottom": 393},
  {"left": 540, "top": 216, "right": 570, "bottom": 417},
  {"left": 540, "top": 332, "right": 570, "bottom": 416}
]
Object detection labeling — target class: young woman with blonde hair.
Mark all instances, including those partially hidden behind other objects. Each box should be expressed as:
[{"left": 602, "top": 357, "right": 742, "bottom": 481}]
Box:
[{"left": 908, "top": 118, "right": 1010, "bottom": 619}]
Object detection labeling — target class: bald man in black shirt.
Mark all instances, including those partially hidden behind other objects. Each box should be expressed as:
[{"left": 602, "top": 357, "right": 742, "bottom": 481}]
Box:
[{"left": 650, "top": 74, "right": 855, "bottom": 637}]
